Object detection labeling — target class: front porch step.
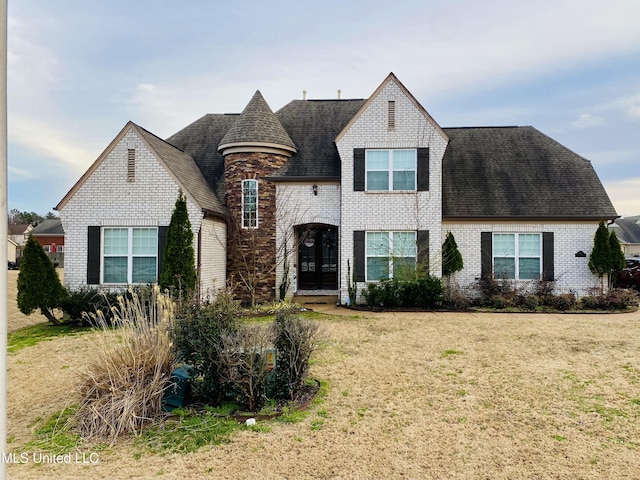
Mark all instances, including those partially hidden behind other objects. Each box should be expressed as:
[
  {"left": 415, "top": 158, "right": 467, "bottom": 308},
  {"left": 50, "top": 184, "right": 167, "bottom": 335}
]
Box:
[{"left": 293, "top": 294, "right": 339, "bottom": 306}]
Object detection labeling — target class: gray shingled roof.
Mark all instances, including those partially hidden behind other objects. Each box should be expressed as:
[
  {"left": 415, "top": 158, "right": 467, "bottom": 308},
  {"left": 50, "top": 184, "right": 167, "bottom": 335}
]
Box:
[
  {"left": 31, "top": 219, "right": 63, "bottom": 235},
  {"left": 610, "top": 215, "right": 640, "bottom": 244},
  {"left": 441, "top": 126, "right": 618, "bottom": 219},
  {"left": 273, "top": 99, "right": 366, "bottom": 178},
  {"left": 8, "top": 224, "right": 31, "bottom": 235},
  {"left": 165, "top": 101, "right": 616, "bottom": 221},
  {"left": 219, "top": 90, "right": 296, "bottom": 150},
  {"left": 167, "top": 113, "right": 237, "bottom": 202},
  {"left": 136, "top": 124, "right": 226, "bottom": 217}
]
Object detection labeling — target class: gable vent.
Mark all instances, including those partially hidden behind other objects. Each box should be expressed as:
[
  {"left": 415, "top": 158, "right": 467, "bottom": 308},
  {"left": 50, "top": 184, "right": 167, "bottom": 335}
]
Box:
[
  {"left": 127, "top": 148, "right": 135, "bottom": 182},
  {"left": 388, "top": 100, "right": 395, "bottom": 129}
]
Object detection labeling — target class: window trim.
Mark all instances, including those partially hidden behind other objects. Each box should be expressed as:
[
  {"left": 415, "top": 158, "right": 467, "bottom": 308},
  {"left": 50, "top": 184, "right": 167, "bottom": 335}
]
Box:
[
  {"left": 365, "top": 231, "right": 417, "bottom": 281},
  {"left": 101, "top": 227, "right": 158, "bottom": 285},
  {"left": 365, "top": 149, "right": 417, "bottom": 192},
  {"left": 241, "top": 179, "right": 259, "bottom": 229},
  {"left": 492, "top": 233, "right": 542, "bottom": 280}
]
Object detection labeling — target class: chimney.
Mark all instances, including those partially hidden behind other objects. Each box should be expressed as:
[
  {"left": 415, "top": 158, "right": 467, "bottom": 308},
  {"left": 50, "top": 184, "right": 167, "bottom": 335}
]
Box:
[
  {"left": 337, "top": 89, "right": 341, "bottom": 99},
  {"left": 303, "top": 89, "right": 307, "bottom": 100}
]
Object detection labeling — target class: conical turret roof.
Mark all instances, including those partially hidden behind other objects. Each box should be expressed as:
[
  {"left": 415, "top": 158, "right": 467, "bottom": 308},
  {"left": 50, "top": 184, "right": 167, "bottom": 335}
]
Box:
[{"left": 218, "top": 90, "right": 296, "bottom": 154}]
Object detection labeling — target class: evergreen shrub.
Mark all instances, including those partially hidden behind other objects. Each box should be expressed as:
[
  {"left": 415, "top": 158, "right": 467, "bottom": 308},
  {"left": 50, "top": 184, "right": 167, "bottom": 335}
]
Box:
[{"left": 363, "top": 276, "right": 444, "bottom": 309}]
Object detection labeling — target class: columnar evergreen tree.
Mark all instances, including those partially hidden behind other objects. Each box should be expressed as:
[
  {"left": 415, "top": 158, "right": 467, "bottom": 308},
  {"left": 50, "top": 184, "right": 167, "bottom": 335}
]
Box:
[
  {"left": 588, "top": 220, "right": 611, "bottom": 292},
  {"left": 160, "top": 191, "right": 197, "bottom": 295},
  {"left": 609, "top": 230, "right": 626, "bottom": 288},
  {"left": 588, "top": 220, "right": 625, "bottom": 292},
  {"left": 17, "top": 235, "right": 67, "bottom": 324},
  {"left": 442, "top": 231, "right": 464, "bottom": 280}
]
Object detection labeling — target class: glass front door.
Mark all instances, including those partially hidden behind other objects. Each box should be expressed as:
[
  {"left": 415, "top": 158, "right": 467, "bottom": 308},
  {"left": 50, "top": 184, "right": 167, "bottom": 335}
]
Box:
[{"left": 298, "top": 226, "right": 338, "bottom": 290}]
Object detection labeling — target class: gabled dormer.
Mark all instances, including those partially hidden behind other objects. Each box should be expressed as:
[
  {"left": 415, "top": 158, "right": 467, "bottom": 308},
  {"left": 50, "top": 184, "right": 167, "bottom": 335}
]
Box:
[
  {"left": 335, "top": 72, "right": 448, "bottom": 196},
  {"left": 336, "top": 73, "right": 449, "bottom": 289}
]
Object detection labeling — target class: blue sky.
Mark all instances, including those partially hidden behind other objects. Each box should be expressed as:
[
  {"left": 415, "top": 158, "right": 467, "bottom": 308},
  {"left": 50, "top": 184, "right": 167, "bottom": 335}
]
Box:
[{"left": 7, "top": 0, "right": 640, "bottom": 216}]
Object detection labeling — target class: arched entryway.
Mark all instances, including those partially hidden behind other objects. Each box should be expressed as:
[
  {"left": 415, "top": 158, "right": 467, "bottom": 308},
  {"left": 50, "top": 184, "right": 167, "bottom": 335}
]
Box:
[{"left": 296, "top": 224, "right": 338, "bottom": 290}]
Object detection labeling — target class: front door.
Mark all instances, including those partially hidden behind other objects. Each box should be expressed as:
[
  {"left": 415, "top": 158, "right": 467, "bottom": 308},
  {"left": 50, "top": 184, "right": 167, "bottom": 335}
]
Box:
[{"left": 298, "top": 226, "right": 338, "bottom": 290}]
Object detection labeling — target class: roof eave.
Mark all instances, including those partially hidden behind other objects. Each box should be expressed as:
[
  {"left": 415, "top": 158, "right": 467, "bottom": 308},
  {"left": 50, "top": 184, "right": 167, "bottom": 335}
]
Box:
[
  {"left": 442, "top": 215, "right": 620, "bottom": 222},
  {"left": 264, "top": 175, "right": 340, "bottom": 182},
  {"left": 202, "top": 208, "right": 228, "bottom": 221},
  {"left": 217, "top": 142, "right": 297, "bottom": 157}
]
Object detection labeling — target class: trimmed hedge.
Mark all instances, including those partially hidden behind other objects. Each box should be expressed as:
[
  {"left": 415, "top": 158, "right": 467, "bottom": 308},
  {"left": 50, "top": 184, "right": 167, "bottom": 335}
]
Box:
[{"left": 363, "top": 276, "right": 444, "bottom": 309}]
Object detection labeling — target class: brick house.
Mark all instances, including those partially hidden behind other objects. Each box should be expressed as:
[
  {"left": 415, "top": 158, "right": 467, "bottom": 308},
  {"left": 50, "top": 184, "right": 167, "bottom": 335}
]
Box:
[
  {"left": 56, "top": 73, "right": 617, "bottom": 303},
  {"left": 610, "top": 216, "right": 640, "bottom": 257},
  {"left": 30, "top": 218, "right": 65, "bottom": 267}
]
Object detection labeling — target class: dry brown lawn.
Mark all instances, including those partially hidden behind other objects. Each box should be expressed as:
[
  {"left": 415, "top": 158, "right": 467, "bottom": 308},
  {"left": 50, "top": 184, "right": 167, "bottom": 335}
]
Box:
[{"left": 6, "top": 270, "right": 640, "bottom": 479}]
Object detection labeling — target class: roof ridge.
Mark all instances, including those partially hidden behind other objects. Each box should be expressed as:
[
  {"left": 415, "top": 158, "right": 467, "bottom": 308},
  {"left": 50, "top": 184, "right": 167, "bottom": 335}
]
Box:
[
  {"left": 133, "top": 122, "right": 187, "bottom": 153},
  {"left": 443, "top": 125, "right": 524, "bottom": 130}
]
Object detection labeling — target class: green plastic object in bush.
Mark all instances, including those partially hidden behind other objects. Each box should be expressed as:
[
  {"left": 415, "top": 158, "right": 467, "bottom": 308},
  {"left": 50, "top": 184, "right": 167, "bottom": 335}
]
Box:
[{"left": 162, "top": 365, "right": 194, "bottom": 412}]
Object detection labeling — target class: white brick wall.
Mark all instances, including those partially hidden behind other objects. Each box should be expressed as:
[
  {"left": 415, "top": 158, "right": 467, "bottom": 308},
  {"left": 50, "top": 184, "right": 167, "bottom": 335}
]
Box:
[
  {"left": 275, "top": 181, "right": 340, "bottom": 298},
  {"left": 336, "top": 78, "right": 448, "bottom": 303},
  {"left": 442, "top": 221, "right": 602, "bottom": 296},
  {"left": 59, "top": 128, "right": 216, "bottom": 296}
]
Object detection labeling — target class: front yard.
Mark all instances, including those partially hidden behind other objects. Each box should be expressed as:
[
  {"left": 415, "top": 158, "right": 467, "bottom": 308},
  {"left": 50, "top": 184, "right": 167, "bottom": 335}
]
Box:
[{"left": 6, "top": 271, "right": 640, "bottom": 479}]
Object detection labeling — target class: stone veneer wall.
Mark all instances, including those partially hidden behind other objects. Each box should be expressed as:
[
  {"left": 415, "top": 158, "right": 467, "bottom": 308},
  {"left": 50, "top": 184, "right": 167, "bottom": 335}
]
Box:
[{"left": 224, "top": 151, "right": 289, "bottom": 304}]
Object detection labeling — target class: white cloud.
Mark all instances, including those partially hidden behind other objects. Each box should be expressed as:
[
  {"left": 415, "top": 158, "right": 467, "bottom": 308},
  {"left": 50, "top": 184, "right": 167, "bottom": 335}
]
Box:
[
  {"left": 8, "top": 165, "right": 35, "bottom": 180},
  {"left": 571, "top": 113, "right": 605, "bottom": 129},
  {"left": 629, "top": 106, "right": 640, "bottom": 118},
  {"left": 605, "top": 178, "right": 640, "bottom": 217},
  {"left": 7, "top": 0, "right": 640, "bottom": 214},
  {"left": 9, "top": 115, "right": 102, "bottom": 174}
]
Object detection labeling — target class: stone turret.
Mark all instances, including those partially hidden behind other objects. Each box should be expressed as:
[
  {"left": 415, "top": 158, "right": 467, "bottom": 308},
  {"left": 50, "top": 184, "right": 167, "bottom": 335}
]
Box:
[{"left": 219, "top": 91, "right": 297, "bottom": 304}]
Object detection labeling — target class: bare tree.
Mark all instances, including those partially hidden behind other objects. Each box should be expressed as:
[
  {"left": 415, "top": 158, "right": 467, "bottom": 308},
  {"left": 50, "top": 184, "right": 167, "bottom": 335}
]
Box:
[
  {"left": 225, "top": 186, "right": 309, "bottom": 306},
  {"left": 215, "top": 325, "right": 273, "bottom": 411}
]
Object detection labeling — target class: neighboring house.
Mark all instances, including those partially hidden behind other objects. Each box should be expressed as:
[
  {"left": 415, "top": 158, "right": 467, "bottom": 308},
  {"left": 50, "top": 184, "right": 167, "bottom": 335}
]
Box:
[
  {"left": 8, "top": 223, "right": 33, "bottom": 260},
  {"left": 56, "top": 73, "right": 617, "bottom": 303},
  {"left": 610, "top": 216, "right": 640, "bottom": 257},
  {"left": 7, "top": 237, "right": 18, "bottom": 263},
  {"left": 31, "top": 219, "right": 65, "bottom": 267}
]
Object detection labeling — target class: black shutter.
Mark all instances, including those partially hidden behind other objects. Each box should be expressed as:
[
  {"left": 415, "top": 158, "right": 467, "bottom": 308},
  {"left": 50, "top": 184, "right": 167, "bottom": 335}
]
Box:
[
  {"left": 417, "top": 230, "right": 429, "bottom": 270},
  {"left": 87, "top": 226, "right": 101, "bottom": 285},
  {"left": 157, "top": 226, "right": 169, "bottom": 282},
  {"left": 417, "top": 148, "right": 429, "bottom": 191},
  {"left": 353, "top": 148, "right": 365, "bottom": 191},
  {"left": 542, "top": 232, "right": 554, "bottom": 281},
  {"left": 353, "top": 230, "right": 365, "bottom": 282},
  {"left": 481, "top": 232, "right": 492, "bottom": 279}
]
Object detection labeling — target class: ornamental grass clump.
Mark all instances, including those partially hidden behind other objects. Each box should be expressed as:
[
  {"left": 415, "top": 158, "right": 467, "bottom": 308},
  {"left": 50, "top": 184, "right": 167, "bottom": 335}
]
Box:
[{"left": 75, "top": 286, "right": 176, "bottom": 442}]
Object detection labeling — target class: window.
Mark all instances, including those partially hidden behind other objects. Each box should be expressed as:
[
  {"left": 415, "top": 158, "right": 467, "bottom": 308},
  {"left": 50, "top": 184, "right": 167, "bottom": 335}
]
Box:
[
  {"left": 102, "top": 227, "right": 158, "bottom": 284},
  {"left": 366, "top": 231, "right": 417, "bottom": 281},
  {"left": 493, "top": 233, "right": 541, "bottom": 280},
  {"left": 242, "top": 179, "right": 258, "bottom": 228},
  {"left": 366, "top": 149, "right": 416, "bottom": 191}
]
